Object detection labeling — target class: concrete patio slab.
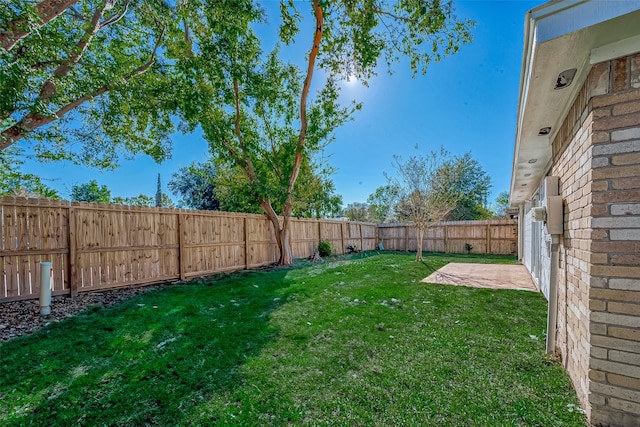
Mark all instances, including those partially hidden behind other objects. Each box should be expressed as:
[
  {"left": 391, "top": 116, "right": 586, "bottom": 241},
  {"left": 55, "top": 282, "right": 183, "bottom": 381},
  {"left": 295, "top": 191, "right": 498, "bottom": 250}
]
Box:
[{"left": 421, "top": 263, "right": 538, "bottom": 292}]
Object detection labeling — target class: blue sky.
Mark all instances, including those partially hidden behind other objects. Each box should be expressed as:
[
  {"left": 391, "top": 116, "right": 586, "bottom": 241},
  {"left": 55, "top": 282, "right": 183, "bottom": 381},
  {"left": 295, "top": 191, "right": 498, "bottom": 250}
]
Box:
[{"left": 18, "top": 0, "right": 540, "bottom": 208}]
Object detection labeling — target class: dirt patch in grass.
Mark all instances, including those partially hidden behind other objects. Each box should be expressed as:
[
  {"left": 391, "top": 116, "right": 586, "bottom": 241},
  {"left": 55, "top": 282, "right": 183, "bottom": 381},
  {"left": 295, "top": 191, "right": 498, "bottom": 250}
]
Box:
[{"left": 0, "top": 284, "right": 169, "bottom": 341}]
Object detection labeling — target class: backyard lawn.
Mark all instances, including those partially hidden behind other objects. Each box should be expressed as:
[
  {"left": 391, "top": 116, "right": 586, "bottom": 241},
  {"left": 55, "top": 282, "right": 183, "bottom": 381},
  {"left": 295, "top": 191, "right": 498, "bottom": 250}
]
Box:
[{"left": 0, "top": 253, "right": 587, "bottom": 426}]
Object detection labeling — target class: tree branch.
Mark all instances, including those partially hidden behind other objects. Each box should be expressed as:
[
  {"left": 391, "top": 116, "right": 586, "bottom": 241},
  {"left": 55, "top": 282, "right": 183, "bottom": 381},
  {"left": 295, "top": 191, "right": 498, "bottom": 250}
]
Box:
[
  {"left": 284, "top": 0, "right": 323, "bottom": 218},
  {"left": 38, "top": 1, "right": 109, "bottom": 102},
  {"left": 257, "top": 106, "right": 282, "bottom": 180},
  {"left": 232, "top": 78, "right": 260, "bottom": 186},
  {"left": 1, "top": 0, "right": 79, "bottom": 52},
  {"left": 0, "top": 25, "right": 165, "bottom": 150},
  {"left": 100, "top": 0, "right": 132, "bottom": 29}
]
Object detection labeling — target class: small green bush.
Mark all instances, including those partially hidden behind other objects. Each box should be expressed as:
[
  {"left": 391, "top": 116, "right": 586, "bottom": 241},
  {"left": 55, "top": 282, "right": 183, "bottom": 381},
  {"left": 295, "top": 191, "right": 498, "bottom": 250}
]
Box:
[{"left": 318, "top": 240, "right": 332, "bottom": 257}]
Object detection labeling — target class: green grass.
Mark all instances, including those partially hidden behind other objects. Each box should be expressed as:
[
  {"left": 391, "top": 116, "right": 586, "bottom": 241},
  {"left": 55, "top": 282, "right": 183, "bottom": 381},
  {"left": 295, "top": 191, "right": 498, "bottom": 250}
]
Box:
[{"left": 0, "top": 253, "right": 587, "bottom": 426}]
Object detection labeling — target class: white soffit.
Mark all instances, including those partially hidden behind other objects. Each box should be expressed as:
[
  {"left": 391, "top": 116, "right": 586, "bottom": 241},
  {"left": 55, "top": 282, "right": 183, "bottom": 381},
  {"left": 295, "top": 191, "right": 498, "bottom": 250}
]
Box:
[{"left": 510, "top": 0, "right": 640, "bottom": 206}]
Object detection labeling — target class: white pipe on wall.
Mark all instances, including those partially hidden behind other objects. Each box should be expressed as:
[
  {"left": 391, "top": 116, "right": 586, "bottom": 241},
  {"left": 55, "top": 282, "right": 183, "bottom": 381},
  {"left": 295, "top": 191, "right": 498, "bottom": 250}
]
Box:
[{"left": 546, "top": 235, "right": 560, "bottom": 354}]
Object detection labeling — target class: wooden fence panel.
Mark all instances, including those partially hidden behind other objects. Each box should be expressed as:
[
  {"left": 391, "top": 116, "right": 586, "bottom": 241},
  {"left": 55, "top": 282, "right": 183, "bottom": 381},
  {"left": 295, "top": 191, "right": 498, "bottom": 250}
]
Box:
[
  {"left": 378, "top": 220, "right": 517, "bottom": 256},
  {"left": 344, "top": 222, "right": 361, "bottom": 251},
  {"left": 361, "top": 224, "right": 377, "bottom": 250},
  {"left": 244, "top": 216, "right": 278, "bottom": 269},
  {"left": 291, "top": 219, "right": 320, "bottom": 258},
  {"left": 445, "top": 225, "right": 484, "bottom": 254},
  {"left": 72, "top": 206, "right": 180, "bottom": 292},
  {"left": 421, "top": 226, "right": 445, "bottom": 252},
  {"left": 1, "top": 199, "right": 71, "bottom": 301},
  {"left": 378, "top": 225, "right": 405, "bottom": 251},
  {"left": 318, "top": 221, "right": 344, "bottom": 254},
  {"left": 0, "top": 197, "right": 516, "bottom": 303}
]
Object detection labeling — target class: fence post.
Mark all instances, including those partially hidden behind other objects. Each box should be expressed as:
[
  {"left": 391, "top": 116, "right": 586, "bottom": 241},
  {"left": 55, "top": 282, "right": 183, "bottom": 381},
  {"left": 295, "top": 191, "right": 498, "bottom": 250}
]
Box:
[
  {"left": 68, "top": 206, "right": 78, "bottom": 297},
  {"left": 486, "top": 223, "right": 491, "bottom": 255},
  {"left": 318, "top": 220, "right": 322, "bottom": 246},
  {"left": 359, "top": 223, "right": 364, "bottom": 251},
  {"left": 444, "top": 225, "right": 448, "bottom": 253},
  {"left": 340, "top": 223, "right": 345, "bottom": 254},
  {"left": 405, "top": 225, "right": 409, "bottom": 252},
  {"left": 178, "top": 213, "right": 186, "bottom": 280},
  {"left": 245, "top": 217, "right": 250, "bottom": 269}
]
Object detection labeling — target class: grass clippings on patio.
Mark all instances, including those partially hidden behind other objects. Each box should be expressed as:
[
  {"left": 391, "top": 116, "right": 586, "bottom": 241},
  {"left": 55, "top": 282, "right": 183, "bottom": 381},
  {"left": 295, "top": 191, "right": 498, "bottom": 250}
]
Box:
[{"left": 0, "top": 253, "right": 587, "bottom": 426}]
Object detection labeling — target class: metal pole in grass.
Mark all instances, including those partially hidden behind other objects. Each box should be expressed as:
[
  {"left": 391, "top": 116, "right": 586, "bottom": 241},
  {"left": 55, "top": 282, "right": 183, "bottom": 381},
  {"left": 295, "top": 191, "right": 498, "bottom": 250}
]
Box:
[{"left": 39, "top": 262, "right": 53, "bottom": 316}]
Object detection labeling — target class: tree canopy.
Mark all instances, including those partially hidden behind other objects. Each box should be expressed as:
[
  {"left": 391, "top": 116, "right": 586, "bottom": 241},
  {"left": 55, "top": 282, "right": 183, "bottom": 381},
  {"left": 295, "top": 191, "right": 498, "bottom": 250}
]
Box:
[
  {"left": 1, "top": 0, "right": 178, "bottom": 167},
  {"left": 2, "top": 0, "right": 474, "bottom": 265},
  {"left": 168, "top": 162, "right": 221, "bottom": 211},
  {"left": 492, "top": 190, "right": 510, "bottom": 218},
  {"left": 343, "top": 202, "right": 371, "bottom": 222},
  {"left": 437, "top": 152, "right": 492, "bottom": 220},
  {"left": 367, "top": 184, "right": 400, "bottom": 223}
]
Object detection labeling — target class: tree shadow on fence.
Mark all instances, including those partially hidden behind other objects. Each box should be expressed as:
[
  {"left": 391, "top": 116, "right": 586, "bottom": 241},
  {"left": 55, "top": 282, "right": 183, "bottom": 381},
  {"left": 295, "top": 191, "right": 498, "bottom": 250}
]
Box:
[{"left": 0, "top": 268, "right": 297, "bottom": 426}]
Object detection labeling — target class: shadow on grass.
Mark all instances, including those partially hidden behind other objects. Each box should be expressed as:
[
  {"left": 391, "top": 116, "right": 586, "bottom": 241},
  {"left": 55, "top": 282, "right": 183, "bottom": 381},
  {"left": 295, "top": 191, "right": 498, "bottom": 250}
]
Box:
[{"left": 0, "top": 268, "right": 296, "bottom": 426}]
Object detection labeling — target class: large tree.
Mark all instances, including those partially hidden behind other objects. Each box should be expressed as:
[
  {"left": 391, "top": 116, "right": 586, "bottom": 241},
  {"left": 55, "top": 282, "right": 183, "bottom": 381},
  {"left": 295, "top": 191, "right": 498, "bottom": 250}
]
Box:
[
  {"left": 2, "top": 0, "right": 473, "bottom": 265},
  {"left": 343, "top": 202, "right": 370, "bottom": 222},
  {"left": 390, "top": 150, "right": 462, "bottom": 262},
  {"left": 0, "top": 0, "right": 179, "bottom": 167},
  {"left": 492, "top": 190, "right": 510, "bottom": 218},
  {"left": 437, "top": 152, "right": 492, "bottom": 220},
  {"left": 174, "top": 1, "right": 473, "bottom": 265},
  {"left": 171, "top": 158, "right": 342, "bottom": 218}
]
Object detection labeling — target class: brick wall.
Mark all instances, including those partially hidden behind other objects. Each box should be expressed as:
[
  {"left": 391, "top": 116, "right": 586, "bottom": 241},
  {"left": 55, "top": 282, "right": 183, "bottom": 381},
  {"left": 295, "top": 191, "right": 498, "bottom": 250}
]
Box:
[
  {"left": 551, "top": 61, "right": 599, "bottom": 416},
  {"left": 551, "top": 53, "right": 640, "bottom": 426},
  {"left": 587, "top": 54, "right": 640, "bottom": 427}
]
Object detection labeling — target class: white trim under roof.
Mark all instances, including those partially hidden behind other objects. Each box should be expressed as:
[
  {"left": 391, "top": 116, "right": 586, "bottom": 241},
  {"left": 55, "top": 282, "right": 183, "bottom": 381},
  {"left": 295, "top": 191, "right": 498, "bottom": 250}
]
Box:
[
  {"left": 509, "top": 0, "right": 640, "bottom": 206},
  {"left": 591, "top": 34, "right": 640, "bottom": 64}
]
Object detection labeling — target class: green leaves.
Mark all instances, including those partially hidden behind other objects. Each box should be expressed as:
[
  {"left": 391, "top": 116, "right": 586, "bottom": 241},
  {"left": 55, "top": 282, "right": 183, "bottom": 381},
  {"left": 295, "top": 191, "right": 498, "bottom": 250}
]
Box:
[
  {"left": 1, "top": 0, "right": 178, "bottom": 167},
  {"left": 279, "top": 0, "right": 301, "bottom": 45},
  {"left": 70, "top": 179, "right": 111, "bottom": 203},
  {"left": 319, "top": 0, "right": 474, "bottom": 82}
]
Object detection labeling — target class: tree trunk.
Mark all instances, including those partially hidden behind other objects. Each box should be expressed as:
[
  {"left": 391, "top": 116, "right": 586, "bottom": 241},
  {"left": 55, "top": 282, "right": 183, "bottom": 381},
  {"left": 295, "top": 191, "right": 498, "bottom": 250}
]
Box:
[
  {"left": 279, "top": 216, "right": 293, "bottom": 265},
  {"left": 260, "top": 200, "right": 293, "bottom": 266},
  {"left": 415, "top": 227, "right": 425, "bottom": 262},
  {"left": 257, "top": 0, "right": 322, "bottom": 267}
]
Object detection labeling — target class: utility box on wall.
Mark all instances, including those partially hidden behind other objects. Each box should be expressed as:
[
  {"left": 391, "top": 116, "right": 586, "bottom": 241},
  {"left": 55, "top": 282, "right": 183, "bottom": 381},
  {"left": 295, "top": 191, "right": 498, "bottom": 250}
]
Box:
[
  {"left": 530, "top": 177, "right": 564, "bottom": 235},
  {"left": 544, "top": 177, "right": 563, "bottom": 235},
  {"left": 544, "top": 176, "right": 559, "bottom": 198},
  {"left": 546, "top": 195, "right": 564, "bottom": 235}
]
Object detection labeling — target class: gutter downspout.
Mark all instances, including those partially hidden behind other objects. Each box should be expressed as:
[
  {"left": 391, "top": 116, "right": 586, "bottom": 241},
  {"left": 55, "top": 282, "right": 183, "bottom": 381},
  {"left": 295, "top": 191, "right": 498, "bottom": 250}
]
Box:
[
  {"left": 546, "top": 234, "right": 560, "bottom": 354},
  {"left": 518, "top": 205, "right": 524, "bottom": 260}
]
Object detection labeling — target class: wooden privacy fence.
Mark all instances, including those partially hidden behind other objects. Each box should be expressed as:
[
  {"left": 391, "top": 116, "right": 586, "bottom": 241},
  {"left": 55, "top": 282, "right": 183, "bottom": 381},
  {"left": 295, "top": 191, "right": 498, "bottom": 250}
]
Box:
[
  {"left": 0, "top": 197, "right": 517, "bottom": 302},
  {"left": 0, "top": 197, "right": 377, "bottom": 302},
  {"left": 378, "top": 219, "right": 518, "bottom": 255}
]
